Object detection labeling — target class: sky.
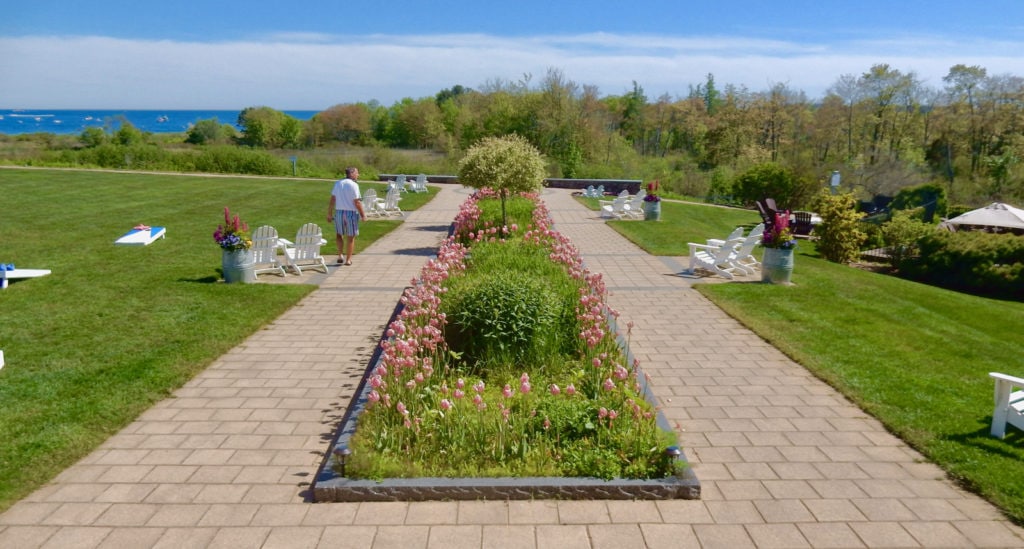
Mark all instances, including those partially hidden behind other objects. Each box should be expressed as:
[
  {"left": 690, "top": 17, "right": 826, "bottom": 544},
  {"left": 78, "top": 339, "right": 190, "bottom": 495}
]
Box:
[{"left": 1, "top": 0, "right": 1022, "bottom": 110}]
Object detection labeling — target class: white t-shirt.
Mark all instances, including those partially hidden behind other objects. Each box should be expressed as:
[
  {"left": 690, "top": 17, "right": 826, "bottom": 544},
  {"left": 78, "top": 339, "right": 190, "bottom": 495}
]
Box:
[{"left": 332, "top": 178, "right": 361, "bottom": 211}]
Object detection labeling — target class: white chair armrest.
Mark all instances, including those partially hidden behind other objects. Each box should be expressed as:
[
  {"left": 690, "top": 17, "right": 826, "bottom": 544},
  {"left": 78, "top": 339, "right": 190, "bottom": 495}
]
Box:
[{"left": 990, "top": 372, "right": 1024, "bottom": 386}]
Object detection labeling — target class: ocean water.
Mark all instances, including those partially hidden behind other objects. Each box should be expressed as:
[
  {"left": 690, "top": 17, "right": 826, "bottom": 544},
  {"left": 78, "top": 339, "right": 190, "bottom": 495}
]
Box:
[{"left": 0, "top": 109, "right": 319, "bottom": 136}]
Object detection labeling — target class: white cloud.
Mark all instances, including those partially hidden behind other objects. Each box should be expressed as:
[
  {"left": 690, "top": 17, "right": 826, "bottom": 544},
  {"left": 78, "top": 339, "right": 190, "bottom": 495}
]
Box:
[{"left": 1, "top": 32, "right": 1021, "bottom": 109}]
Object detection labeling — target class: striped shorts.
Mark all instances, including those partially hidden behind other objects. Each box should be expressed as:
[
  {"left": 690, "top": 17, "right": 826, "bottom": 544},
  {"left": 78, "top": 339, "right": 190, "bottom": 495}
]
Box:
[{"left": 334, "top": 210, "right": 360, "bottom": 236}]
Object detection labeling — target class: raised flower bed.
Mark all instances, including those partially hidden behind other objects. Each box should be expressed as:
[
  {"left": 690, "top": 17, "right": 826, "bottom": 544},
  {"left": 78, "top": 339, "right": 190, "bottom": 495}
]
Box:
[{"left": 313, "top": 190, "right": 699, "bottom": 501}]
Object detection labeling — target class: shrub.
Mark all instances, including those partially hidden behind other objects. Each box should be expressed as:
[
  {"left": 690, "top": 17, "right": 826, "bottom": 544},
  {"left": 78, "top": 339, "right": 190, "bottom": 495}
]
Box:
[
  {"left": 891, "top": 182, "right": 948, "bottom": 222},
  {"left": 881, "top": 210, "right": 937, "bottom": 269},
  {"left": 901, "top": 231, "right": 1024, "bottom": 300},
  {"left": 458, "top": 134, "right": 547, "bottom": 226},
  {"left": 813, "top": 190, "right": 867, "bottom": 264}
]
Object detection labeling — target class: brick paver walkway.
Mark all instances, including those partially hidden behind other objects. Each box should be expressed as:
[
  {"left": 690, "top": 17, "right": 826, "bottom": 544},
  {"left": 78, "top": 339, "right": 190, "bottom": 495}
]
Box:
[{"left": 2, "top": 185, "right": 1022, "bottom": 548}]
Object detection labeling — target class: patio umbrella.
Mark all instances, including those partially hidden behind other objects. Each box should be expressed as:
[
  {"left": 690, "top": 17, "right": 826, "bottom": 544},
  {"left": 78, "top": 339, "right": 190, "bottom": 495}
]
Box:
[{"left": 947, "top": 202, "right": 1024, "bottom": 231}]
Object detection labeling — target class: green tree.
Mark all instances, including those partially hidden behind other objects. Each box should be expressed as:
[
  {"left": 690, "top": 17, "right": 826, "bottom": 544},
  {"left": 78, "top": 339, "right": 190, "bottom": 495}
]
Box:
[
  {"left": 458, "top": 134, "right": 547, "bottom": 226},
  {"left": 812, "top": 190, "right": 867, "bottom": 263},
  {"left": 113, "top": 122, "right": 144, "bottom": 146},
  {"left": 732, "top": 162, "right": 815, "bottom": 209},
  {"left": 185, "top": 118, "right": 224, "bottom": 145},
  {"left": 79, "top": 127, "right": 106, "bottom": 148},
  {"left": 880, "top": 209, "right": 935, "bottom": 269}
]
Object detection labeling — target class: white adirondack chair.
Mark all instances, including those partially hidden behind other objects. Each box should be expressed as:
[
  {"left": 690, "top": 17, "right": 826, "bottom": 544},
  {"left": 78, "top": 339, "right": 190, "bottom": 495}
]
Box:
[
  {"left": 381, "top": 187, "right": 403, "bottom": 217},
  {"left": 409, "top": 174, "right": 428, "bottom": 193},
  {"left": 623, "top": 194, "right": 645, "bottom": 219},
  {"left": 729, "top": 233, "right": 764, "bottom": 275},
  {"left": 251, "top": 225, "right": 287, "bottom": 277},
  {"left": 283, "top": 223, "right": 329, "bottom": 275},
  {"left": 583, "top": 185, "right": 596, "bottom": 197},
  {"left": 687, "top": 239, "right": 743, "bottom": 279},
  {"left": 600, "top": 196, "right": 629, "bottom": 219},
  {"left": 362, "top": 188, "right": 385, "bottom": 217},
  {"left": 393, "top": 175, "right": 408, "bottom": 193},
  {"left": 707, "top": 226, "right": 745, "bottom": 247},
  {"left": 990, "top": 372, "right": 1024, "bottom": 438}
]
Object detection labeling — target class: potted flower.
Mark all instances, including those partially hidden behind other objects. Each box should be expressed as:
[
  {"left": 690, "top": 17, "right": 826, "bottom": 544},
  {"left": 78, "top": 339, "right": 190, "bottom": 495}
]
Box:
[
  {"left": 643, "top": 180, "right": 662, "bottom": 221},
  {"left": 760, "top": 210, "right": 797, "bottom": 284},
  {"left": 213, "top": 207, "right": 255, "bottom": 283}
]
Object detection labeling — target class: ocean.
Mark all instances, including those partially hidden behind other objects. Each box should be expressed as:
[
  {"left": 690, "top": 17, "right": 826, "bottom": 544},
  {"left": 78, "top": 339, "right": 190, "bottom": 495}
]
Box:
[{"left": 0, "top": 109, "right": 320, "bottom": 136}]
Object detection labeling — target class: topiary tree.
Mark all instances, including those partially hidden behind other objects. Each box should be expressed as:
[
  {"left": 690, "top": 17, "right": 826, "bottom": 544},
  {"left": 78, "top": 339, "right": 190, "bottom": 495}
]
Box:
[
  {"left": 458, "top": 134, "right": 547, "bottom": 227},
  {"left": 812, "top": 190, "right": 867, "bottom": 264}
]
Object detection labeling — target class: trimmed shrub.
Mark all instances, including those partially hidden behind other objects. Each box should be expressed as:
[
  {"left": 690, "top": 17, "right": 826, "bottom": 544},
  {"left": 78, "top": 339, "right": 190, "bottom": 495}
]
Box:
[{"left": 900, "top": 231, "right": 1024, "bottom": 300}]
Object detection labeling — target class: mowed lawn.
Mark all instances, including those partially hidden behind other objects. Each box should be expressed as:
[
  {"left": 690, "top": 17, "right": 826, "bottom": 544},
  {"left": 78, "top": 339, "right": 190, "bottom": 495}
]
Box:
[
  {"left": 589, "top": 197, "right": 1024, "bottom": 524},
  {"left": 0, "top": 168, "right": 432, "bottom": 511}
]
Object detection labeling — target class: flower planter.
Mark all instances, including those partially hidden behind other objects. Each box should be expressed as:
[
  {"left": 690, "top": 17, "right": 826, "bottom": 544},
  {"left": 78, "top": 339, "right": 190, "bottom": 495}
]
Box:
[
  {"left": 643, "top": 201, "right": 661, "bottom": 221},
  {"left": 761, "top": 247, "right": 794, "bottom": 285},
  {"left": 222, "top": 249, "right": 256, "bottom": 283}
]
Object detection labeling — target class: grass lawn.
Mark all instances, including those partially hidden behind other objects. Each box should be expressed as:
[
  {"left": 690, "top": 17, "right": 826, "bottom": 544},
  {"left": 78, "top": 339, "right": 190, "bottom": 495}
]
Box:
[
  {"left": 0, "top": 168, "right": 434, "bottom": 512},
  {"left": 577, "top": 194, "right": 1024, "bottom": 523}
]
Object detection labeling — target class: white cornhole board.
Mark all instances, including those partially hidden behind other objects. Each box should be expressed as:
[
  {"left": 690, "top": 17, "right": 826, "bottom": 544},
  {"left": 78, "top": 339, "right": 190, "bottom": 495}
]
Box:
[
  {"left": 1, "top": 268, "right": 52, "bottom": 289},
  {"left": 115, "top": 226, "right": 166, "bottom": 246}
]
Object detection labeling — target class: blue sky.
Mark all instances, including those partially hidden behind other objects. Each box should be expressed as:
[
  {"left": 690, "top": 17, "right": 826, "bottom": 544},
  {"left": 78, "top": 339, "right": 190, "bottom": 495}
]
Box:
[{"left": 2, "top": 0, "right": 1022, "bottom": 109}]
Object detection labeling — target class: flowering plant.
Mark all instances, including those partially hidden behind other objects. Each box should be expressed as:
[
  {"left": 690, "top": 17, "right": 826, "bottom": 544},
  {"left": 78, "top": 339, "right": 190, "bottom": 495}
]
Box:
[
  {"left": 213, "top": 207, "right": 251, "bottom": 251},
  {"left": 761, "top": 210, "right": 797, "bottom": 249},
  {"left": 643, "top": 180, "right": 661, "bottom": 202}
]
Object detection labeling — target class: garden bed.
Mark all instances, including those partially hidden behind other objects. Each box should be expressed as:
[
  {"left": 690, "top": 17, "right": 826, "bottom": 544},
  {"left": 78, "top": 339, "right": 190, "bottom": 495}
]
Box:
[{"left": 312, "top": 191, "right": 699, "bottom": 501}]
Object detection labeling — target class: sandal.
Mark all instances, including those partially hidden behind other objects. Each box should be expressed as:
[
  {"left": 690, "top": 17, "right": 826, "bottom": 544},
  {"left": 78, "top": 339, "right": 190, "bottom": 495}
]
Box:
[{"left": 344, "top": 261, "right": 353, "bottom": 266}]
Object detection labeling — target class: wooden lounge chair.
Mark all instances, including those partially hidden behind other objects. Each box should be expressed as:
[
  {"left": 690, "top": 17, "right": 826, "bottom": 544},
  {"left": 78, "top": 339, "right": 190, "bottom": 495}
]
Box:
[
  {"left": 283, "top": 223, "right": 329, "bottom": 275},
  {"left": 250, "top": 225, "right": 287, "bottom": 277},
  {"left": 990, "top": 372, "right": 1024, "bottom": 438}
]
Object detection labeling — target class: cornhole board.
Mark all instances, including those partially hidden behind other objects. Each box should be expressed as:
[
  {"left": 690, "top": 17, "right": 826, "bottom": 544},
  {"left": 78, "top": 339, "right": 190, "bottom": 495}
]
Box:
[
  {"left": 1, "top": 268, "right": 52, "bottom": 289},
  {"left": 115, "top": 226, "right": 166, "bottom": 246}
]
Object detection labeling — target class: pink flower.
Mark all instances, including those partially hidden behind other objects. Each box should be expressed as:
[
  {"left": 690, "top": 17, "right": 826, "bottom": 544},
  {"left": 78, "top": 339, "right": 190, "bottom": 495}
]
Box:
[
  {"left": 519, "top": 381, "right": 531, "bottom": 394},
  {"left": 543, "top": 417, "right": 551, "bottom": 430},
  {"left": 440, "top": 398, "right": 452, "bottom": 411},
  {"left": 368, "top": 390, "right": 381, "bottom": 403},
  {"left": 473, "top": 380, "right": 486, "bottom": 394},
  {"left": 456, "top": 378, "right": 465, "bottom": 389},
  {"left": 603, "top": 378, "right": 615, "bottom": 391},
  {"left": 396, "top": 401, "right": 408, "bottom": 416},
  {"left": 549, "top": 384, "right": 560, "bottom": 396},
  {"left": 565, "top": 384, "right": 576, "bottom": 396},
  {"left": 608, "top": 409, "right": 618, "bottom": 421},
  {"left": 502, "top": 384, "right": 513, "bottom": 398},
  {"left": 598, "top": 407, "right": 608, "bottom": 419},
  {"left": 454, "top": 389, "right": 465, "bottom": 400}
]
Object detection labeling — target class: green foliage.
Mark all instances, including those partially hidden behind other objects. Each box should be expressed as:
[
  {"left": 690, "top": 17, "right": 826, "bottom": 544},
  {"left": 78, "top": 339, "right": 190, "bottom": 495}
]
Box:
[
  {"left": 185, "top": 118, "right": 225, "bottom": 145},
  {"left": 113, "top": 122, "right": 145, "bottom": 146},
  {"left": 458, "top": 134, "right": 547, "bottom": 194},
  {"left": 732, "top": 162, "right": 812, "bottom": 208},
  {"left": 891, "top": 182, "right": 948, "bottom": 222},
  {"left": 193, "top": 145, "right": 287, "bottom": 176},
  {"left": 901, "top": 231, "right": 1024, "bottom": 300},
  {"left": 880, "top": 209, "right": 937, "bottom": 268},
  {"left": 237, "top": 106, "right": 303, "bottom": 148},
  {"left": 459, "top": 134, "right": 547, "bottom": 225},
  {"left": 812, "top": 190, "right": 868, "bottom": 263},
  {"left": 443, "top": 242, "right": 577, "bottom": 375},
  {"left": 79, "top": 127, "right": 106, "bottom": 148}
]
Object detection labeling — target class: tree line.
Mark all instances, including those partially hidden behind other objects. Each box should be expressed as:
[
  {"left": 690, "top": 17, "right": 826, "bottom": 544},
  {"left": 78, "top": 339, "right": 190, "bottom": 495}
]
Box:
[{"left": 168, "top": 64, "right": 1024, "bottom": 210}]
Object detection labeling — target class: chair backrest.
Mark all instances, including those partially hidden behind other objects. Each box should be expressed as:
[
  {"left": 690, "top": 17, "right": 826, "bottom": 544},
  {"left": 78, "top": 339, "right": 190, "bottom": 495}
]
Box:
[
  {"left": 364, "top": 188, "right": 378, "bottom": 204},
  {"left": 291, "top": 223, "right": 323, "bottom": 260},
  {"left": 251, "top": 225, "right": 280, "bottom": 265},
  {"left": 585, "top": 185, "right": 595, "bottom": 197},
  {"left": 596, "top": 185, "right": 604, "bottom": 196},
  {"left": 725, "top": 226, "right": 744, "bottom": 242},
  {"left": 748, "top": 223, "right": 765, "bottom": 238},
  {"left": 618, "top": 189, "right": 629, "bottom": 197},
  {"left": 384, "top": 188, "right": 400, "bottom": 210},
  {"left": 733, "top": 233, "right": 761, "bottom": 257},
  {"left": 395, "top": 174, "right": 407, "bottom": 186},
  {"left": 764, "top": 197, "right": 779, "bottom": 211}
]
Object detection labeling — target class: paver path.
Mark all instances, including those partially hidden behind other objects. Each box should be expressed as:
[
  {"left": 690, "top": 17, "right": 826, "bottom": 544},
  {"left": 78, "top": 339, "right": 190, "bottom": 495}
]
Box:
[{"left": 1, "top": 185, "right": 1022, "bottom": 548}]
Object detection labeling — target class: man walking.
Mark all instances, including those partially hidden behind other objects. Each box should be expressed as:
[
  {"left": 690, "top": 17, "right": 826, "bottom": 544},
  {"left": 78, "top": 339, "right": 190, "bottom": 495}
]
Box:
[{"left": 327, "top": 167, "right": 366, "bottom": 266}]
